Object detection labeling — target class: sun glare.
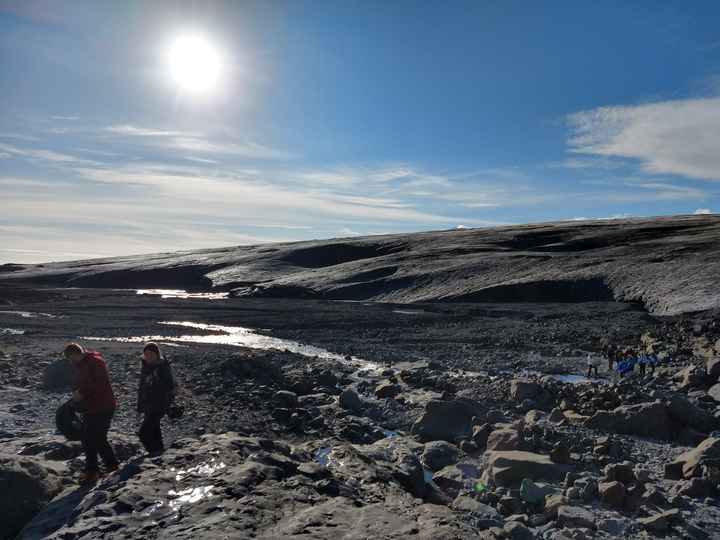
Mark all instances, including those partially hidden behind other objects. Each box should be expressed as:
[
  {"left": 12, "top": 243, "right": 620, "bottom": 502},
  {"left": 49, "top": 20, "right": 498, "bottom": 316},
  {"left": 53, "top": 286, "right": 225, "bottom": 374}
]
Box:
[{"left": 168, "top": 34, "right": 222, "bottom": 94}]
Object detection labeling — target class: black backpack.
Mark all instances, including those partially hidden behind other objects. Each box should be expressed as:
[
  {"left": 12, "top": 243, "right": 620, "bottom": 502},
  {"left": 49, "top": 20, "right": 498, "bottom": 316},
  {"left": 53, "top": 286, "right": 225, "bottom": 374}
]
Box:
[{"left": 55, "top": 399, "right": 84, "bottom": 441}]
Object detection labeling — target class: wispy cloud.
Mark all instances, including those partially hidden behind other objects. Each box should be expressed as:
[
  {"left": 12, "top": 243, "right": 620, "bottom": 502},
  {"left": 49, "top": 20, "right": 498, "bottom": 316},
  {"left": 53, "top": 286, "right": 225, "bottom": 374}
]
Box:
[
  {"left": 104, "top": 124, "right": 190, "bottom": 137},
  {"left": 566, "top": 96, "right": 720, "bottom": 181},
  {"left": 0, "top": 142, "right": 93, "bottom": 164},
  {"left": 51, "top": 115, "right": 79, "bottom": 121},
  {"left": 103, "top": 124, "right": 296, "bottom": 160}
]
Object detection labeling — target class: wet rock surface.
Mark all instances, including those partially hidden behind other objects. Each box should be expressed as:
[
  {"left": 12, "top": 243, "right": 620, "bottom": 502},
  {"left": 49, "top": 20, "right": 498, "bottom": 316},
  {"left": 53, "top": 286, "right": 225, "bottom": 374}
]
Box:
[{"left": 0, "top": 281, "right": 720, "bottom": 538}]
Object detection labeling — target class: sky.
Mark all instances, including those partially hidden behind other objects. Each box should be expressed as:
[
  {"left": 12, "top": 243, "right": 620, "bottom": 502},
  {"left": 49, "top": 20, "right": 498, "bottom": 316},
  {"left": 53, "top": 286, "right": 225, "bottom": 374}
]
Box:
[{"left": 1, "top": 0, "right": 720, "bottom": 263}]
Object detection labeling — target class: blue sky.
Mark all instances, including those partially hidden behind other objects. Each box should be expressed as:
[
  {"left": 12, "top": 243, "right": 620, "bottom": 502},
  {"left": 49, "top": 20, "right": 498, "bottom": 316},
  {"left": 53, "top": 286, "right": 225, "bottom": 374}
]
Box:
[{"left": 1, "top": 1, "right": 719, "bottom": 263}]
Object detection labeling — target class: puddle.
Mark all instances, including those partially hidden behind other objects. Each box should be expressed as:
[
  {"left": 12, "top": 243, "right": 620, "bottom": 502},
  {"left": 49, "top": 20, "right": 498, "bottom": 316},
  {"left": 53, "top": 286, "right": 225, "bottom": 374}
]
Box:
[
  {"left": 0, "top": 311, "right": 57, "bottom": 319},
  {"left": 171, "top": 459, "right": 227, "bottom": 482},
  {"left": 137, "top": 289, "right": 229, "bottom": 300},
  {"left": 167, "top": 485, "right": 215, "bottom": 510},
  {"left": 0, "top": 328, "right": 24, "bottom": 335},
  {"left": 547, "top": 374, "right": 599, "bottom": 384},
  {"left": 315, "top": 447, "right": 332, "bottom": 467},
  {"left": 83, "top": 321, "right": 382, "bottom": 374}
]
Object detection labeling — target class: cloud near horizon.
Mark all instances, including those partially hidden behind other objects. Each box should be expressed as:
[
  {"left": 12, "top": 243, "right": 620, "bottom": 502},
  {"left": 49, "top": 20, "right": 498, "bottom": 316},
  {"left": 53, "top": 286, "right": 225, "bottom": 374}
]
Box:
[{"left": 567, "top": 96, "right": 720, "bottom": 181}]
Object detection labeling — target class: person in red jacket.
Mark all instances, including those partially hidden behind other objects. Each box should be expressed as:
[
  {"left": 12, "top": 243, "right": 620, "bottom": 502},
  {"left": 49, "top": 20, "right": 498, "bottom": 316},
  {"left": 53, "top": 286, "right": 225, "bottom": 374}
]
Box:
[{"left": 64, "top": 343, "right": 119, "bottom": 485}]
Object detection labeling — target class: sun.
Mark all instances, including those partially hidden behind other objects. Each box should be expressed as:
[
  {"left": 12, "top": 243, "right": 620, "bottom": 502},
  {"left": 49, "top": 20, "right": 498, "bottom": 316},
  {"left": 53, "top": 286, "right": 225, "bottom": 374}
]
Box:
[{"left": 167, "top": 34, "right": 222, "bottom": 94}]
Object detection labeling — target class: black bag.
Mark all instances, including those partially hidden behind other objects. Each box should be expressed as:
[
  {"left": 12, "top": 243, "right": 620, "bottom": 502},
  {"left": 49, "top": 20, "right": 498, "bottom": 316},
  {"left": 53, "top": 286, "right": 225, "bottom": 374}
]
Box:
[
  {"left": 55, "top": 399, "right": 84, "bottom": 441},
  {"left": 167, "top": 402, "right": 185, "bottom": 419}
]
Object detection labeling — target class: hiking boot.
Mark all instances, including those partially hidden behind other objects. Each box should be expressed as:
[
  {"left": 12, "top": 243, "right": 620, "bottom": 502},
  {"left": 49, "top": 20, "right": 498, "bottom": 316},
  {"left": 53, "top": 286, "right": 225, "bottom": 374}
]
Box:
[{"left": 79, "top": 470, "right": 101, "bottom": 486}]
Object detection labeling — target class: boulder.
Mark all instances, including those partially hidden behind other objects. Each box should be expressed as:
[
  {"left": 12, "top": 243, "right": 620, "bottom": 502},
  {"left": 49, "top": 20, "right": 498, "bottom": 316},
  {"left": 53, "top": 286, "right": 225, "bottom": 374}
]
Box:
[
  {"left": 666, "top": 395, "right": 718, "bottom": 434},
  {"left": 433, "top": 463, "right": 481, "bottom": 499},
  {"left": 637, "top": 508, "right": 681, "bottom": 533},
  {"left": 544, "top": 494, "right": 567, "bottom": 518},
  {"left": 585, "top": 401, "right": 678, "bottom": 440},
  {"left": 603, "top": 462, "right": 635, "bottom": 485},
  {"left": 411, "top": 399, "right": 481, "bottom": 442},
  {"left": 669, "top": 437, "right": 720, "bottom": 479},
  {"left": 519, "top": 478, "right": 555, "bottom": 505},
  {"left": 549, "top": 441, "right": 571, "bottom": 464},
  {"left": 421, "top": 441, "right": 460, "bottom": 472},
  {"left": 339, "top": 389, "right": 364, "bottom": 412},
  {"left": 503, "top": 521, "right": 534, "bottom": 540},
  {"left": 707, "top": 357, "right": 720, "bottom": 379},
  {"left": 451, "top": 495, "right": 503, "bottom": 528},
  {"left": 556, "top": 505, "right": 596, "bottom": 530},
  {"left": 472, "top": 423, "right": 493, "bottom": 449},
  {"left": 524, "top": 410, "right": 545, "bottom": 424},
  {"left": 486, "top": 429, "right": 522, "bottom": 452},
  {"left": 0, "top": 454, "right": 64, "bottom": 539},
  {"left": 677, "top": 366, "right": 707, "bottom": 389},
  {"left": 483, "top": 451, "right": 572, "bottom": 487},
  {"left": 41, "top": 358, "right": 74, "bottom": 391},
  {"left": 274, "top": 390, "right": 298, "bottom": 408},
  {"left": 510, "top": 379, "right": 542, "bottom": 402},
  {"left": 708, "top": 383, "right": 720, "bottom": 403},
  {"left": 375, "top": 382, "right": 401, "bottom": 399},
  {"left": 672, "top": 477, "right": 716, "bottom": 499},
  {"left": 598, "top": 481, "right": 626, "bottom": 507}
]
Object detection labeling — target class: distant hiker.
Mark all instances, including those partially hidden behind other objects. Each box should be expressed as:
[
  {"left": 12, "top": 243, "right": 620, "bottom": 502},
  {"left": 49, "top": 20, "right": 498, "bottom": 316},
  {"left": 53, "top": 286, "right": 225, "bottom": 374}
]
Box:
[
  {"left": 605, "top": 343, "right": 617, "bottom": 371},
  {"left": 638, "top": 353, "right": 647, "bottom": 376},
  {"left": 64, "top": 342, "right": 119, "bottom": 485},
  {"left": 137, "top": 342, "right": 175, "bottom": 456},
  {"left": 586, "top": 353, "right": 600, "bottom": 377}
]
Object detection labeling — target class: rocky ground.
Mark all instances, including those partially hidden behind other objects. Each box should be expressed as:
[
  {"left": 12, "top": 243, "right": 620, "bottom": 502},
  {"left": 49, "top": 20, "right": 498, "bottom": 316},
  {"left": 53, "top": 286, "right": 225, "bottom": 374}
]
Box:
[{"left": 0, "top": 287, "right": 719, "bottom": 539}]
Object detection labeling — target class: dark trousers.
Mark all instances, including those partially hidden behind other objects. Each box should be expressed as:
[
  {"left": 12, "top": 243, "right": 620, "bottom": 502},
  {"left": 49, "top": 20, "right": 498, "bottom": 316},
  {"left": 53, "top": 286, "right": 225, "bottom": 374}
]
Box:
[
  {"left": 82, "top": 410, "right": 118, "bottom": 472},
  {"left": 139, "top": 412, "right": 165, "bottom": 453}
]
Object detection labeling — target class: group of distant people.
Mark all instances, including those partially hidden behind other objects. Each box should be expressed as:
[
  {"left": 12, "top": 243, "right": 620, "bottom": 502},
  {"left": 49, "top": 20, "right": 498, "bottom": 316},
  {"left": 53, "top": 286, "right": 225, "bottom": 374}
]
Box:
[
  {"left": 604, "top": 343, "right": 661, "bottom": 377},
  {"left": 61, "top": 341, "right": 176, "bottom": 486}
]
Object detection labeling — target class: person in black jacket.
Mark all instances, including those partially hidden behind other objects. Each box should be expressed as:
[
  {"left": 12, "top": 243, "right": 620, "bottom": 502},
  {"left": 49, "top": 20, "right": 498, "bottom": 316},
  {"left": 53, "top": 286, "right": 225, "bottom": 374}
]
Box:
[{"left": 137, "top": 342, "right": 175, "bottom": 456}]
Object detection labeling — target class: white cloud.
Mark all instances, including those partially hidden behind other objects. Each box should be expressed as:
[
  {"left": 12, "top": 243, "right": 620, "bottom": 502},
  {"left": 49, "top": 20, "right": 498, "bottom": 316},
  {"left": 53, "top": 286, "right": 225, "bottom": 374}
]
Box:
[
  {"left": 51, "top": 115, "right": 79, "bottom": 121},
  {"left": 104, "top": 124, "right": 190, "bottom": 137},
  {"left": 0, "top": 142, "right": 92, "bottom": 164},
  {"left": 567, "top": 96, "right": 720, "bottom": 181},
  {"left": 694, "top": 208, "right": 713, "bottom": 215},
  {"left": 103, "top": 124, "right": 295, "bottom": 160}
]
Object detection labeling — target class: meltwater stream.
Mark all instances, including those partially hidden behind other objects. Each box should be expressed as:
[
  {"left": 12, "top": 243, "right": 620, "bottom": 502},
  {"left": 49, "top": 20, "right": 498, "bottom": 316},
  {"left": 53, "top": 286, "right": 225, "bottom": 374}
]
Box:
[{"left": 83, "top": 321, "right": 384, "bottom": 375}]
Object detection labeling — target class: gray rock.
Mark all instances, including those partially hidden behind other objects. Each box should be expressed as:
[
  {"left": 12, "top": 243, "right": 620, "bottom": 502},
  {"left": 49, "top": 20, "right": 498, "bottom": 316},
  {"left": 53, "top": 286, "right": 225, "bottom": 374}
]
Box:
[
  {"left": 519, "top": 478, "right": 555, "bottom": 504},
  {"left": 637, "top": 508, "right": 682, "bottom": 533},
  {"left": 421, "top": 441, "right": 460, "bottom": 472},
  {"left": 707, "top": 357, "right": 720, "bottom": 380},
  {"left": 41, "top": 358, "right": 74, "bottom": 391},
  {"left": 375, "top": 381, "right": 401, "bottom": 399},
  {"left": 483, "top": 451, "right": 572, "bottom": 487},
  {"left": 274, "top": 390, "right": 299, "bottom": 408},
  {"left": 503, "top": 520, "right": 534, "bottom": 540},
  {"left": 556, "top": 505, "right": 596, "bottom": 530},
  {"left": 451, "top": 495, "right": 503, "bottom": 528},
  {"left": 486, "top": 428, "right": 522, "bottom": 451},
  {"left": 585, "top": 401, "right": 678, "bottom": 441},
  {"left": 339, "top": 388, "right": 364, "bottom": 412},
  {"left": 511, "top": 379, "right": 542, "bottom": 402},
  {"left": 598, "top": 480, "right": 626, "bottom": 507},
  {"left": 0, "top": 454, "right": 64, "bottom": 539},
  {"left": 411, "top": 399, "right": 482, "bottom": 442},
  {"left": 669, "top": 437, "right": 720, "bottom": 479}
]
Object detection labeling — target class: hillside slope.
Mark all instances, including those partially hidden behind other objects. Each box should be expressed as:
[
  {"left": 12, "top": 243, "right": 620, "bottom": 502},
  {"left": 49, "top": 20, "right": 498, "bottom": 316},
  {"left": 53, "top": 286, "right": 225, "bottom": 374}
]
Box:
[{"left": 2, "top": 215, "right": 720, "bottom": 315}]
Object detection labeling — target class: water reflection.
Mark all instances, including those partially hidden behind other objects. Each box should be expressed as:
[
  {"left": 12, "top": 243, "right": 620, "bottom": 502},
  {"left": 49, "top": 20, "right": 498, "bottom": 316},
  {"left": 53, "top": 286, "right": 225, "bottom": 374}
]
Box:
[
  {"left": 137, "top": 289, "right": 229, "bottom": 300},
  {"left": 167, "top": 485, "right": 215, "bottom": 510},
  {"left": 83, "top": 320, "right": 382, "bottom": 372},
  {"left": 0, "top": 310, "right": 57, "bottom": 318},
  {"left": 171, "top": 459, "right": 227, "bottom": 482},
  {"left": 0, "top": 328, "right": 24, "bottom": 335}
]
